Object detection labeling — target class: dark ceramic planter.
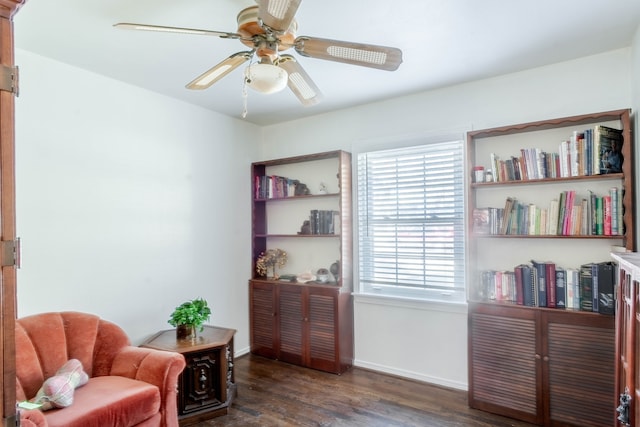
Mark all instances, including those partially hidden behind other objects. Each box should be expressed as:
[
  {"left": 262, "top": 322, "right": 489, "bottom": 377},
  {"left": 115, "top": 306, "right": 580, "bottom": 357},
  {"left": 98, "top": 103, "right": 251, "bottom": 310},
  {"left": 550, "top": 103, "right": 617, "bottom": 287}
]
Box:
[{"left": 176, "top": 324, "right": 196, "bottom": 340}]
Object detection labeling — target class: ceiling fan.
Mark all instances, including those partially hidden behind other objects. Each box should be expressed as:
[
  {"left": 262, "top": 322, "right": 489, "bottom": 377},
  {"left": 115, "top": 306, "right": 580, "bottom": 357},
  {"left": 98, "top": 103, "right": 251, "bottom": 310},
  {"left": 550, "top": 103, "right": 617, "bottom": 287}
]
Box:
[{"left": 114, "top": 0, "right": 403, "bottom": 107}]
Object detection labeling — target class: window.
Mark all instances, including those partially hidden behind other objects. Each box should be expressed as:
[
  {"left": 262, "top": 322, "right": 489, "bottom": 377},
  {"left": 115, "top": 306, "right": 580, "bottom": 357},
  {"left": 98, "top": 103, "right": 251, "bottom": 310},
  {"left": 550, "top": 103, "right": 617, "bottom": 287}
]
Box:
[{"left": 356, "top": 139, "right": 466, "bottom": 303}]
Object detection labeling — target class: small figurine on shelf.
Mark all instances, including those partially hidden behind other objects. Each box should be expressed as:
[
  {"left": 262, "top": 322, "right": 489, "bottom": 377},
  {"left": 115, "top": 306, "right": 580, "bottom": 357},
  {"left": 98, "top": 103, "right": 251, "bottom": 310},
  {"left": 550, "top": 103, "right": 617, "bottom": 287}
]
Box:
[
  {"left": 298, "top": 220, "right": 311, "bottom": 235},
  {"left": 318, "top": 182, "right": 328, "bottom": 195},
  {"left": 294, "top": 180, "right": 310, "bottom": 196},
  {"left": 330, "top": 260, "right": 340, "bottom": 282},
  {"left": 316, "top": 268, "right": 330, "bottom": 283}
]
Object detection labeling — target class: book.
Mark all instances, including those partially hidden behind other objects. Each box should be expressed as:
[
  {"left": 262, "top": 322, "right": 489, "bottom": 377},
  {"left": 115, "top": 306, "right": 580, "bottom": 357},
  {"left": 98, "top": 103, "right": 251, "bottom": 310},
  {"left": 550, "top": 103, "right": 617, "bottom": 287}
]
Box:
[
  {"left": 579, "top": 263, "right": 594, "bottom": 312},
  {"left": 521, "top": 264, "right": 536, "bottom": 307},
  {"left": 591, "top": 263, "right": 599, "bottom": 313},
  {"left": 610, "top": 187, "right": 619, "bottom": 235},
  {"left": 603, "top": 195, "right": 612, "bottom": 235},
  {"left": 545, "top": 262, "right": 556, "bottom": 308},
  {"left": 514, "top": 264, "right": 525, "bottom": 305},
  {"left": 596, "top": 261, "right": 616, "bottom": 315},
  {"left": 531, "top": 260, "right": 547, "bottom": 307},
  {"left": 501, "top": 197, "right": 516, "bottom": 234},
  {"left": 555, "top": 268, "right": 566, "bottom": 308},
  {"left": 595, "top": 124, "right": 623, "bottom": 174},
  {"left": 565, "top": 268, "right": 578, "bottom": 309},
  {"left": 473, "top": 208, "right": 491, "bottom": 234}
]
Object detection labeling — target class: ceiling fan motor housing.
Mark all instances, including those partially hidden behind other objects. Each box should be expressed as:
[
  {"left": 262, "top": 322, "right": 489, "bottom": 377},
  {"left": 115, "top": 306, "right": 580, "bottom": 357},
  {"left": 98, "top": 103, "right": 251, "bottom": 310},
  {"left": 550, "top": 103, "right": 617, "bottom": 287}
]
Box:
[{"left": 237, "top": 6, "right": 297, "bottom": 60}]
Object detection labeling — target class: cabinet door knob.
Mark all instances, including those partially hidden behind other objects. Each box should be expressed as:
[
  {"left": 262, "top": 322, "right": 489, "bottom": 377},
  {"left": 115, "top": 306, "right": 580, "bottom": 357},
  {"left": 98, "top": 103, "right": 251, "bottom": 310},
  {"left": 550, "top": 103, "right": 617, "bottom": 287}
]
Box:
[
  {"left": 535, "top": 354, "right": 541, "bottom": 360},
  {"left": 543, "top": 356, "right": 549, "bottom": 362}
]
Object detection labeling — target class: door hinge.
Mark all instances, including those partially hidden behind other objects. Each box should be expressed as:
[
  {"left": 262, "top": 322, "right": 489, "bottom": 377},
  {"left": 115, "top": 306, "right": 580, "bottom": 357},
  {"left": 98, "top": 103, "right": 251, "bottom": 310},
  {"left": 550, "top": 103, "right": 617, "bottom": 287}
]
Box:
[
  {"left": 1, "top": 238, "right": 20, "bottom": 268},
  {"left": 0, "top": 65, "right": 19, "bottom": 96}
]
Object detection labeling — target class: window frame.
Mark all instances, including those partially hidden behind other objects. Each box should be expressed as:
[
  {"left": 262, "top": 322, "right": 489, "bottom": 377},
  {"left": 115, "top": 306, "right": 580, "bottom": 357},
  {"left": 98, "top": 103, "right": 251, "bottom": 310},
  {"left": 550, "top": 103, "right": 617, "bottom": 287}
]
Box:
[{"left": 352, "top": 132, "right": 468, "bottom": 304}]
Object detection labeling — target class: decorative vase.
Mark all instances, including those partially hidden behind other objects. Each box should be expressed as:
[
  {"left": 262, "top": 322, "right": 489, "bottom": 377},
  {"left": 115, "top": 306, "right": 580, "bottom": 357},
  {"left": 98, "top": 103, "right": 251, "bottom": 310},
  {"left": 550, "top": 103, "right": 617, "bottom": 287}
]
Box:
[{"left": 176, "top": 324, "right": 196, "bottom": 340}]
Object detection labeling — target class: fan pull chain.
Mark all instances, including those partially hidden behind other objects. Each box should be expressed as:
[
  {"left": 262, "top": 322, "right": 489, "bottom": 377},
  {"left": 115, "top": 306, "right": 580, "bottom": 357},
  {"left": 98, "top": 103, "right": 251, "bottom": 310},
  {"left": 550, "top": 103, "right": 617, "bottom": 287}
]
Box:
[{"left": 242, "top": 76, "right": 249, "bottom": 119}]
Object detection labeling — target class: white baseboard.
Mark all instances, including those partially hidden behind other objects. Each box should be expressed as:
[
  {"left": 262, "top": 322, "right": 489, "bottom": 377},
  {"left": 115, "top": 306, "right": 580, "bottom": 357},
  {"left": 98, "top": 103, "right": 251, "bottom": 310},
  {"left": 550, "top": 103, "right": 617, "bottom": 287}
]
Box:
[{"left": 353, "top": 358, "right": 468, "bottom": 391}]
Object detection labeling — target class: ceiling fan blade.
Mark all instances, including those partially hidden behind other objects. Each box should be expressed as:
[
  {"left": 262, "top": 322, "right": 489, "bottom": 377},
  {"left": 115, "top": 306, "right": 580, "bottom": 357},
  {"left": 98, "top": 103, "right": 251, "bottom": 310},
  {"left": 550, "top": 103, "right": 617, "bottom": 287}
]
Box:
[
  {"left": 294, "top": 37, "right": 403, "bottom": 71},
  {"left": 114, "top": 22, "right": 243, "bottom": 40},
  {"left": 186, "top": 51, "right": 253, "bottom": 90},
  {"left": 256, "top": 0, "right": 301, "bottom": 33},
  {"left": 278, "top": 55, "right": 323, "bottom": 106}
]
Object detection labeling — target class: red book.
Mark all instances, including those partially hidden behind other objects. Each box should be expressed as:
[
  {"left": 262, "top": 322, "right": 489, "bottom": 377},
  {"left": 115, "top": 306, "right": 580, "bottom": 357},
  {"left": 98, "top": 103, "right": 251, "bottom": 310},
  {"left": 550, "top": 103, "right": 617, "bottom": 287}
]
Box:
[
  {"left": 603, "top": 195, "right": 612, "bottom": 235},
  {"left": 546, "top": 262, "right": 556, "bottom": 308},
  {"left": 514, "top": 265, "right": 525, "bottom": 305}
]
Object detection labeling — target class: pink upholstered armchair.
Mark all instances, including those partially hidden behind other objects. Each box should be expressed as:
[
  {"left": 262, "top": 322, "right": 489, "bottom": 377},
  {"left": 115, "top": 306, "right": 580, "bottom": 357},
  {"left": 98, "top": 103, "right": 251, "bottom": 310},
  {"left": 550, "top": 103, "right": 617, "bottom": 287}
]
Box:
[{"left": 15, "top": 311, "right": 186, "bottom": 427}]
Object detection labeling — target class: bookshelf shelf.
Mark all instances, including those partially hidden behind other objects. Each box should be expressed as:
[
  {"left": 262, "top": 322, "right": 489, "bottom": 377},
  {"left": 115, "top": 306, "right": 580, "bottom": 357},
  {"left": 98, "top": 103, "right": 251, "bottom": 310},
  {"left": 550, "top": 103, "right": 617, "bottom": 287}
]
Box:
[
  {"left": 249, "top": 150, "right": 353, "bottom": 374},
  {"left": 472, "top": 234, "right": 623, "bottom": 239},
  {"left": 254, "top": 234, "right": 341, "bottom": 238},
  {"left": 470, "top": 172, "right": 623, "bottom": 188},
  {"left": 467, "top": 109, "right": 633, "bottom": 426},
  {"left": 254, "top": 193, "right": 340, "bottom": 202}
]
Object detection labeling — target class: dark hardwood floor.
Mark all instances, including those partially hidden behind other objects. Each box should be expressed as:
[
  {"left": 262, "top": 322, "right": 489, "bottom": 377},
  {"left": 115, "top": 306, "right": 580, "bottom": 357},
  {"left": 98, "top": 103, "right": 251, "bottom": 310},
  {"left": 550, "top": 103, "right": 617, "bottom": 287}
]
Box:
[{"left": 192, "top": 354, "right": 537, "bottom": 427}]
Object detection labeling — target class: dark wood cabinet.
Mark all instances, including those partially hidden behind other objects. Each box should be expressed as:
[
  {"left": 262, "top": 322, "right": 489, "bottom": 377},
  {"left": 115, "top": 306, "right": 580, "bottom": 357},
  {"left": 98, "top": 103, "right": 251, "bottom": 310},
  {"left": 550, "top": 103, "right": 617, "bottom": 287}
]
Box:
[
  {"left": 249, "top": 280, "right": 353, "bottom": 374},
  {"left": 249, "top": 150, "right": 353, "bottom": 374},
  {"left": 469, "top": 302, "right": 615, "bottom": 426},
  {"left": 611, "top": 252, "right": 640, "bottom": 427},
  {"left": 141, "top": 326, "right": 236, "bottom": 426}
]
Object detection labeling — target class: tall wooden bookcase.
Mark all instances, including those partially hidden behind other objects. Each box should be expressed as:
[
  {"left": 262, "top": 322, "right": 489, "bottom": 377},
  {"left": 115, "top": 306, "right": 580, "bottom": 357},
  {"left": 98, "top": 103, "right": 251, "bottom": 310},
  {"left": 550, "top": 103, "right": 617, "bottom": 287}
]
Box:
[
  {"left": 248, "top": 150, "right": 353, "bottom": 374},
  {"left": 466, "top": 109, "right": 634, "bottom": 426}
]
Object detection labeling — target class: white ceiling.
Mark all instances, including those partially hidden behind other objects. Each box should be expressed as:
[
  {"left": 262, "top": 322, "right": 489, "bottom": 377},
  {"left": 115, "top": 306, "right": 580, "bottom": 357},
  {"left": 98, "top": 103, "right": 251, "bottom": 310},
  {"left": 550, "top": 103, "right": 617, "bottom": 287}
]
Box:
[{"left": 13, "top": 0, "right": 640, "bottom": 126}]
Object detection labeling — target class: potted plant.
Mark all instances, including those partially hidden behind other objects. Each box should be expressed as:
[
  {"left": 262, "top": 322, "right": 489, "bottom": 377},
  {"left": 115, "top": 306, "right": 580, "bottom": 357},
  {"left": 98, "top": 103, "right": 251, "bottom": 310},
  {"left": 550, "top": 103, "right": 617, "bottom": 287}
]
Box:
[{"left": 168, "top": 297, "right": 211, "bottom": 340}]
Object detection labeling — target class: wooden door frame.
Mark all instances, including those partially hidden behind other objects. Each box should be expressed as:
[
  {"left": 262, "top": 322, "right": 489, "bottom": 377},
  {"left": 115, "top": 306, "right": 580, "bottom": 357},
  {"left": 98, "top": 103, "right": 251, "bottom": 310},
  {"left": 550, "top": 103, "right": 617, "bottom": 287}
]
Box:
[{"left": 0, "top": 0, "right": 25, "bottom": 424}]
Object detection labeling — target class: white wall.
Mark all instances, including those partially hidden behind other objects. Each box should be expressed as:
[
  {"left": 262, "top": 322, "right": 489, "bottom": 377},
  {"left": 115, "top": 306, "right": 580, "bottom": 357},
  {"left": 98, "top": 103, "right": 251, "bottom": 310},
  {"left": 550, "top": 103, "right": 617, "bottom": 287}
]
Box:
[
  {"left": 15, "top": 50, "right": 261, "bottom": 350},
  {"left": 260, "top": 48, "right": 634, "bottom": 390}
]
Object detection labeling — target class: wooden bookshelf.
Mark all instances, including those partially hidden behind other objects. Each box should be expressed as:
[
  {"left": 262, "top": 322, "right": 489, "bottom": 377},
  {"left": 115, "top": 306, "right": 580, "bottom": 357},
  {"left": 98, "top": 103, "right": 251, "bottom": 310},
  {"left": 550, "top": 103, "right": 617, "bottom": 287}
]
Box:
[
  {"left": 248, "top": 150, "right": 353, "bottom": 374},
  {"left": 467, "top": 109, "right": 633, "bottom": 426}
]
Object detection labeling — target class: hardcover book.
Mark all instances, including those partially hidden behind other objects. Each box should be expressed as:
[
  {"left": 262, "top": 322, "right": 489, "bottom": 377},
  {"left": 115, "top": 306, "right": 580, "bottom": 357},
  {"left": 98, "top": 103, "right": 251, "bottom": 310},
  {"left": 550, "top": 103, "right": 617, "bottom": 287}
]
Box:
[
  {"left": 596, "top": 261, "right": 616, "bottom": 315},
  {"left": 579, "top": 263, "right": 594, "bottom": 312},
  {"left": 555, "top": 268, "right": 566, "bottom": 308},
  {"left": 595, "top": 124, "right": 623, "bottom": 174},
  {"left": 531, "top": 260, "right": 547, "bottom": 307},
  {"left": 473, "top": 208, "right": 491, "bottom": 234}
]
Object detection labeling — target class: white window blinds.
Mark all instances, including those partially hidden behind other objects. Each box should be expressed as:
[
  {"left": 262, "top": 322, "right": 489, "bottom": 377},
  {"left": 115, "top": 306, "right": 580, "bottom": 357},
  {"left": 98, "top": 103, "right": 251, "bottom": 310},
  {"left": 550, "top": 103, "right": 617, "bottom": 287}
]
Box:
[{"left": 357, "top": 140, "right": 466, "bottom": 302}]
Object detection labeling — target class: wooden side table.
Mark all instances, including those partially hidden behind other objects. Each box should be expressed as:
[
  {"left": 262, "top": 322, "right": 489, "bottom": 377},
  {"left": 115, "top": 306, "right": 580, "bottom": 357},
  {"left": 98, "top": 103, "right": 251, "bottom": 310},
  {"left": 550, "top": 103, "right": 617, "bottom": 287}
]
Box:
[{"left": 141, "top": 325, "right": 237, "bottom": 426}]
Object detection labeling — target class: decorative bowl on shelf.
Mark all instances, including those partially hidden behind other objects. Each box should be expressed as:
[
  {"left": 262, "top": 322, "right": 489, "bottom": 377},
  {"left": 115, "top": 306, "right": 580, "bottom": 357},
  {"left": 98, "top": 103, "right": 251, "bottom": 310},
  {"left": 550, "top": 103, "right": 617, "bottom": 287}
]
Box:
[{"left": 316, "top": 268, "right": 330, "bottom": 283}]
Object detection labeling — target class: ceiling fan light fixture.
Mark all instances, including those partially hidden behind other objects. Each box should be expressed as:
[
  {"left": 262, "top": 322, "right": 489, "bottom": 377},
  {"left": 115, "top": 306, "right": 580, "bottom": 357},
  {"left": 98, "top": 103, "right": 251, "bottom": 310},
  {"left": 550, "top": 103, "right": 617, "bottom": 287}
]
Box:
[{"left": 244, "top": 63, "right": 288, "bottom": 94}]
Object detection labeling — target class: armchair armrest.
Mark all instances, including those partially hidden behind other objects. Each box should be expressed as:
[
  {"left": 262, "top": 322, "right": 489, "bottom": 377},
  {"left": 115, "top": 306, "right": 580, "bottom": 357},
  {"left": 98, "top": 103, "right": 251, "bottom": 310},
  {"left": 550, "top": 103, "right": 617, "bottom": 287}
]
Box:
[
  {"left": 19, "top": 408, "right": 47, "bottom": 427},
  {"left": 110, "top": 346, "right": 186, "bottom": 427}
]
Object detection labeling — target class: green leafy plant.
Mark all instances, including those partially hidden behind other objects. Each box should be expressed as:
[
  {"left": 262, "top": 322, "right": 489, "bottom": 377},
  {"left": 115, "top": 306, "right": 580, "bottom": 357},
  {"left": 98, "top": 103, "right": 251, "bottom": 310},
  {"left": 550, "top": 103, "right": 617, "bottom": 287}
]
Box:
[{"left": 167, "top": 298, "right": 211, "bottom": 332}]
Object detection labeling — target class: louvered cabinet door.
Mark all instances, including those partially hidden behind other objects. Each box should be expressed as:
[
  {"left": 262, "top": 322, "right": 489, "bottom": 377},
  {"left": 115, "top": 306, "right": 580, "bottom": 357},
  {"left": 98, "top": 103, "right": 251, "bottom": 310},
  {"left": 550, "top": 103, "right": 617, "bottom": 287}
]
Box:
[
  {"left": 278, "top": 283, "right": 304, "bottom": 365},
  {"left": 249, "top": 280, "right": 277, "bottom": 358},
  {"left": 307, "top": 286, "right": 340, "bottom": 373},
  {"left": 544, "top": 311, "right": 615, "bottom": 427},
  {"left": 468, "top": 303, "right": 541, "bottom": 425}
]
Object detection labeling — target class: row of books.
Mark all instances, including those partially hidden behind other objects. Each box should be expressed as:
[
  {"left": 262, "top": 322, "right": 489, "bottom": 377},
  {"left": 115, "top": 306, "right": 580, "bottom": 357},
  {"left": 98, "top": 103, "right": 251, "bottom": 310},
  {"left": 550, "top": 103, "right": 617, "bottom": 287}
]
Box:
[
  {"left": 309, "top": 210, "right": 338, "bottom": 235},
  {"left": 476, "top": 260, "right": 615, "bottom": 314},
  {"left": 473, "top": 187, "right": 623, "bottom": 236},
  {"left": 486, "top": 124, "right": 623, "bottom": 182},
  {"left": 254, "top": 175, "right": 303, "bottom": 199}
]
